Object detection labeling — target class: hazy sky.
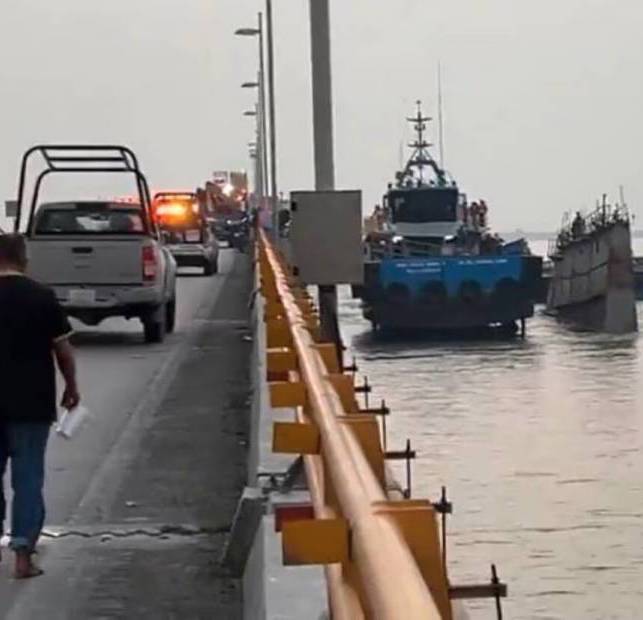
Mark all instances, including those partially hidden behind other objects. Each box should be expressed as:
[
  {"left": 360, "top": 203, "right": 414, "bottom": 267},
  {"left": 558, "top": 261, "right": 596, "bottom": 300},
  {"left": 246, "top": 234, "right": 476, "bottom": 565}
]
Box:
[{"left": 1, "top": 0, "right": 642, "bottom": 232}]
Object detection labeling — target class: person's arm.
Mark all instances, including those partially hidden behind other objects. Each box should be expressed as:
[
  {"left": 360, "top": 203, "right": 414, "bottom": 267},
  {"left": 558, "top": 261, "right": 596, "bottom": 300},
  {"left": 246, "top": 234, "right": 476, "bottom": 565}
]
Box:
[
  {"left": 53, "top": 337, "right": 80, "bottom": 410},
  {"left": 46, "top": 289, "right": 79, "bottom": 410}
]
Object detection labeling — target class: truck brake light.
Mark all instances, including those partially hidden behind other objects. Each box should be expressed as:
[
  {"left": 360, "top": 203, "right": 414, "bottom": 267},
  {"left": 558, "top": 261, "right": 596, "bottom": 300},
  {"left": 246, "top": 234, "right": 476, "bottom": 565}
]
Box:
[{"left": 142, "top": 246, "right": 157, "bottom": 281}]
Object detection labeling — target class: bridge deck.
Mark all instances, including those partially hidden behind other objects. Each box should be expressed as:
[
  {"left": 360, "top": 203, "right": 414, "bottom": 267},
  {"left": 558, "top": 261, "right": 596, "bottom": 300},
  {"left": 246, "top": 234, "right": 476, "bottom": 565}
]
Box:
[{"left": 0, "top": 251, "right": 252, "bottom": 619}]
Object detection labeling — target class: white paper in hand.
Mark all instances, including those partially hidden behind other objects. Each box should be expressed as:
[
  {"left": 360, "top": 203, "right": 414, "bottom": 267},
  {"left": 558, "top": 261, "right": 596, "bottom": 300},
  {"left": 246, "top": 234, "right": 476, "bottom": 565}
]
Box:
[{"left": 56, "top": 405, "right": 90, "bottom": 439}]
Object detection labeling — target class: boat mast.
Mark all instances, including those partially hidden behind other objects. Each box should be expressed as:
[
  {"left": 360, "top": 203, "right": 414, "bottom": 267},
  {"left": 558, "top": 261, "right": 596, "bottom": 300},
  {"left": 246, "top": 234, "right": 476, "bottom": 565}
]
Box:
[
  {"left": 402, "top": 101, "right": 447, "bottom": 186},
  {"left": 408, "top": 100, "right": 430, "bottom": 181},
  {"left": 437, "top": 62, "right": 445, "bottom": 169}
]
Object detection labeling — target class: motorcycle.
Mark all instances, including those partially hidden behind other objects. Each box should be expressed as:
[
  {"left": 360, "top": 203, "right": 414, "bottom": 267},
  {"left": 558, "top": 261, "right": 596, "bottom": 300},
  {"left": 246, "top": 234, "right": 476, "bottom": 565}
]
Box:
[{"left": 226, "top": 216, "right": 250, "bottom": 253}]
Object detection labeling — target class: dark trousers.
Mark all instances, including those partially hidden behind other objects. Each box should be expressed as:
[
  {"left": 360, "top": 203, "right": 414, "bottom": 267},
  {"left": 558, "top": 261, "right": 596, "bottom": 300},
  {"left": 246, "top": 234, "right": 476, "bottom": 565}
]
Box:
[{"left": 0, "top": 422, "right": 50, "bottom": 551}]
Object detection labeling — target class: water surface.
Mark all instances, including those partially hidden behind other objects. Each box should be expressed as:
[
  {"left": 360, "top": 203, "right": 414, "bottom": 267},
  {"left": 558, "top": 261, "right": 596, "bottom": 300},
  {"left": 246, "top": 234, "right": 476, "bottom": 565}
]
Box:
[{"left": 340, "top": 287, "right": 643, "bottom": 620}]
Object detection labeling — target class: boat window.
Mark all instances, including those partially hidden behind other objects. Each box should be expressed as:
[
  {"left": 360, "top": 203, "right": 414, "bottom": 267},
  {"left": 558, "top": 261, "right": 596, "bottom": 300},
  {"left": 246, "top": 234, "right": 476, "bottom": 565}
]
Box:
[{"left": 389, "top": 188, "right": 458, "bottom": 223}]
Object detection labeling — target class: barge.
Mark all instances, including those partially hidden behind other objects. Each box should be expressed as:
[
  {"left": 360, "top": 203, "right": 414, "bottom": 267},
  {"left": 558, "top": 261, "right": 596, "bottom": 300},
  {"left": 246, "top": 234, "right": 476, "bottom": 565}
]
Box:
[{"left": 545, "top": 198, "right": 637, "bottom": 333}]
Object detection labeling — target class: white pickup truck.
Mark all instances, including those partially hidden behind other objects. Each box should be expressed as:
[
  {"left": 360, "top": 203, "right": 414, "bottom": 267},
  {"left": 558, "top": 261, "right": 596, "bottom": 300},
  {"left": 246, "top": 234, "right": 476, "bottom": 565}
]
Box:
[
  {"left": 13, "top": 145, "right": 178, "bottom": 343},
  {"left": 27, "top": 201, "right": 177, "bottom": 342}
]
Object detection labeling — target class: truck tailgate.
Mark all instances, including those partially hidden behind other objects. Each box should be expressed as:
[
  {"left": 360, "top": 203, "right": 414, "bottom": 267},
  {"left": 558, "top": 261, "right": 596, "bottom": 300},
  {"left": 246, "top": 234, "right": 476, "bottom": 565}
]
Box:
[{"left": 27, "top": 238, "right": 145, "bottom": 285}]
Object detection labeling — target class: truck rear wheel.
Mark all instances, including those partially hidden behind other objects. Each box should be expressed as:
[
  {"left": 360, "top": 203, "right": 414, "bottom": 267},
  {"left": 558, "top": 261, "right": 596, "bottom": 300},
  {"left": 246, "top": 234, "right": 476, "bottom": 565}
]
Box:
[
  {"left": 203, "top": 258, "right": 218, "bottom": 276},
  {"left": 143, "top": 304, "right": 167, "bottom": 343}
]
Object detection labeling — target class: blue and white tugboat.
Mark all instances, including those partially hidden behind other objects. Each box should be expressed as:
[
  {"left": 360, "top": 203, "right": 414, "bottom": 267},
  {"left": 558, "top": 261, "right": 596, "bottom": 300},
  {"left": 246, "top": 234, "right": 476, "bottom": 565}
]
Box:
[{"left": 357, "top": 102, "right": 542, "bottom": 336}]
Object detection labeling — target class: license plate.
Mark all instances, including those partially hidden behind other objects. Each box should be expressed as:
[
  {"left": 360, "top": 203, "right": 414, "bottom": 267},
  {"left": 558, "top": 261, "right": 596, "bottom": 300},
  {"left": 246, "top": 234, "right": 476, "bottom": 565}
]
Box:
[
  {"left": 185, "top": 230, "right": 201, "bottom": 242},
  {"left": 68, "top": 289, "right": 96, "bottom": 305}
]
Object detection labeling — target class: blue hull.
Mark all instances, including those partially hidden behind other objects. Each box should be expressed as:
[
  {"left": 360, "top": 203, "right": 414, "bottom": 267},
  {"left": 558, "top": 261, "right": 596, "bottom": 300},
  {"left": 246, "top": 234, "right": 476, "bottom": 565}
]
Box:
[{"left": 357, "top": 255, "right": 542, "bottom": 331}]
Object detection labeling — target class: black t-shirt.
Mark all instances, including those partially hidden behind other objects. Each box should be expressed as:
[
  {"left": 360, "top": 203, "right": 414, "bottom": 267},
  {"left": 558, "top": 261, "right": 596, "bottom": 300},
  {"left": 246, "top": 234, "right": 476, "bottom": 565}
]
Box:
[{"left": 0, "top": 275, "right": 72, "bottom": 423}]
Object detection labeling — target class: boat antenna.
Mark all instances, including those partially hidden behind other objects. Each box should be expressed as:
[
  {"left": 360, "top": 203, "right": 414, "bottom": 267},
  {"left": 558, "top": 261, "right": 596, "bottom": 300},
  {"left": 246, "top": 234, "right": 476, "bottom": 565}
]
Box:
[
  {"left": 619, "top": 185, "right": 627, "bottom": 209},
  {"left": 437, "top": 61, "right": 445, "bottom": 169}
]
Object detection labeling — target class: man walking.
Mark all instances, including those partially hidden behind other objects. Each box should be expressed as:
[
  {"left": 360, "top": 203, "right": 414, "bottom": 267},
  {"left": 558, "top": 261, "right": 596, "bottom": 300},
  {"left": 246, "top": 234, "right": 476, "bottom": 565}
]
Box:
[{"left": 0, "top": 234, "right": 79, "bottom": 578}]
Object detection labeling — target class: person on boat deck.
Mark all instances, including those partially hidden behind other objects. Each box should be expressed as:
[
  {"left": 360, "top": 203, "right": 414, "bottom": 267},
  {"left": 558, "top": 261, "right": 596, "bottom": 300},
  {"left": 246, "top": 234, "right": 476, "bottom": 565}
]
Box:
[
  {"left": 470, "top": 202, "right": 479, "bottom": 228},
  {"left": 571, "top": 211, "right": 585, "bottom": 238},
  {"left": 373, "top": 205, "right": 385, "bottom": 230},
  {"left": 456, "top": 226, "right": 467, "bottom": 245},
  {"left": 479, "top": 200, "right": 488, "bottom": 228}
]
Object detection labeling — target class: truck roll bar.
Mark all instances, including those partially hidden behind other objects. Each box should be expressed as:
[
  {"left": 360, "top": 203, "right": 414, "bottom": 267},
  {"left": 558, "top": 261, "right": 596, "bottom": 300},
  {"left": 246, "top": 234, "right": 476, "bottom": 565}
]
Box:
[{"left": 14, "top": 145, "right": 155, "bottom": 236}]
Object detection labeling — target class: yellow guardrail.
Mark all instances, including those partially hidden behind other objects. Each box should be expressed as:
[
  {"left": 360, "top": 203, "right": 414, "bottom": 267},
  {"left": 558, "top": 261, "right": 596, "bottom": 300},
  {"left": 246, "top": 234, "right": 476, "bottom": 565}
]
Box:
[{"left": 258, "top": 230, "right": 452, "bottom": 620}]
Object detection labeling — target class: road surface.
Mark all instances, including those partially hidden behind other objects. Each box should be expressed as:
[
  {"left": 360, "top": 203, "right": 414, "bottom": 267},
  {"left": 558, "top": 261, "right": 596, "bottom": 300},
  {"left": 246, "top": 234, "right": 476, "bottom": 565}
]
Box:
[{"left": 0, "top": 248, "right": 250, "bottom": 619}]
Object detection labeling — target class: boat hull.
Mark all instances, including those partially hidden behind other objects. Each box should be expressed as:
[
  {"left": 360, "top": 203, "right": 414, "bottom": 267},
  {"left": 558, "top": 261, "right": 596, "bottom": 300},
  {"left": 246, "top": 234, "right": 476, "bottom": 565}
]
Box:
[
  {"left": 537, "top": 262, "right": 643, "bottom": 303},
  {"left": 544, "top": 291, "right": 636, "bottom": 332},
  {"left": 546, "top": 221, "right": 637, "bottom": 333},
  {"left": 356, "top": 255, "right": 542, "bottom": 332},
  {"left": 362, "top": 297, "right": 534, "bottom": 332}
]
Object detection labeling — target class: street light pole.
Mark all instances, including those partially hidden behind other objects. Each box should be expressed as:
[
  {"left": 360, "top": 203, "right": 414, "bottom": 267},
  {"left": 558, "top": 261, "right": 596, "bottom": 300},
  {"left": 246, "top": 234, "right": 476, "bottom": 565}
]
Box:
[
  {"left": 235, "top": 10, "right": 274, "bottom": 232},
  {"left": 309, "top": 0, "right": 335, "bottom": 191},
  {"left": 243, "top": 77, "right": 267, "bottom": 199},
  {"left": 248, "top": 140, "right": 260, "bottom": 196},
  {"left": 258, "top": 12, "right": 269, "bottom": 207},
  {"left": 248, "top": 106, "right": 263, "bottom": 199},
  {"left": 309, "top": 0, "right": 341, "bottom": 350},
  {"left": 255, "top": 95, "right": 266, "bottom": 199},
  {"left": 265, "top": 0, "right": 279, "bottom": 235}
]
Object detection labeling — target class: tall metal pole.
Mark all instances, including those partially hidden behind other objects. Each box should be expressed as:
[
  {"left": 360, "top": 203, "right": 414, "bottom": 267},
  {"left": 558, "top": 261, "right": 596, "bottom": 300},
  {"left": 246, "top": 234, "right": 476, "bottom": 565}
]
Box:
[
  {"left": 437, "top": 61, "right": 445, "bottom": 169},
  {"left": 255, "top": 75, "right": 266, "bottom": 198},
  {"left": 258, "top": 13, "right": 269, "bottom": 201},
  {"left": 265, "top": 0, "right": 279, "bottom": 234},
  {"left": 309, "top": 0, "right": 341, "bottom": 351},
  {"left": 254, "top": 104, "right": 264, "bottom": 198},
  {"left": 309, "top": 0, "right": 335, "bottom": 191}
]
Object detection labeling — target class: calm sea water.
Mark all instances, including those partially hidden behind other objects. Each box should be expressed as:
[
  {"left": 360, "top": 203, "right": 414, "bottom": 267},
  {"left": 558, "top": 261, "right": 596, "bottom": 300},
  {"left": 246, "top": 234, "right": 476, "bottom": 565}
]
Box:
[{"left": 339, "top": 239, "right": 643, "bottom": 620}]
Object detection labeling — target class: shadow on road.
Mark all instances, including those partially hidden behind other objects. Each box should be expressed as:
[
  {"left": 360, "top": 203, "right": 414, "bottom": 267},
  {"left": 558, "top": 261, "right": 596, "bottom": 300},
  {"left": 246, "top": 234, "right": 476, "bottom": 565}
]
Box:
[
  {"left": 70, "top": 329, "right": 148, "bottom": 348},
  {"left": 176, "top": 272, "right": 213, "bottom": 279}
]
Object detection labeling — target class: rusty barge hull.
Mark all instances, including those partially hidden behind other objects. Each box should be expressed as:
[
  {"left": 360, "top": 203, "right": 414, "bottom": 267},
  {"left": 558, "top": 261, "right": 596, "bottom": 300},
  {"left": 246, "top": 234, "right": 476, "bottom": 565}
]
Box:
[{"left": 546, "top": 220, "right": 637, "bottom": 333}]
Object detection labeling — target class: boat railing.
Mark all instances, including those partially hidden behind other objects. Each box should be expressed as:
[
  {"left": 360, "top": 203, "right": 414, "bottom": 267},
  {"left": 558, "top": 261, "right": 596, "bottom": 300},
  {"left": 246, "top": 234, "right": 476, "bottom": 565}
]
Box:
[
  {"left": 366, "top": 236, "right": 443, "bottom": 260},
  {"left": 548, "top": 201, "right": 631, "bottom": 257}
]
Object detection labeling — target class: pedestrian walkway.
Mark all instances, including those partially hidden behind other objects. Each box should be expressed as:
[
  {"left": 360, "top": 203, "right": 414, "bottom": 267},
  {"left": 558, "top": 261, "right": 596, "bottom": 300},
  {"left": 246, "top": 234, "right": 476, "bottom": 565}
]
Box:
[{"left": 0, "top": 254, "right": 253, "bottom": 619}]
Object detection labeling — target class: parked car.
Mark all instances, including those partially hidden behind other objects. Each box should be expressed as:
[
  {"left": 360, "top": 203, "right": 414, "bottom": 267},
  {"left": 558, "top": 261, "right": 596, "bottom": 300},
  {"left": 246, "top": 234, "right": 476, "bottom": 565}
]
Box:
[{"left": 13, "top": 145, "right": 178, "bottom": 343}]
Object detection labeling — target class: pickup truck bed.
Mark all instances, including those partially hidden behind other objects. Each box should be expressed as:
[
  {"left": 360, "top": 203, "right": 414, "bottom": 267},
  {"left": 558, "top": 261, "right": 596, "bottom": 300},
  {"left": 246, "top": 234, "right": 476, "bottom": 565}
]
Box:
[{"left": 27, "top": 201, "right": 177, "bottom": 342}]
